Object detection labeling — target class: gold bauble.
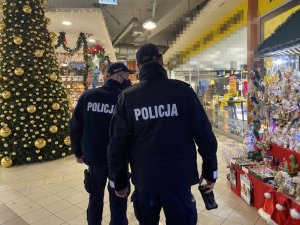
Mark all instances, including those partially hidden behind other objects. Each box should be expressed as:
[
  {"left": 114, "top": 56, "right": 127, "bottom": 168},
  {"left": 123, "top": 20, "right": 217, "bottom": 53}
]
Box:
[
  {"left": 1, "top": 91, "right": 11, "bottom": 99},
  {"left": 49, "top": 32, "right": 57, "bottom": 40},
  {"left": 13, "top": 36, "right": 23, "bottom": 45},
  {"left": 14, "top": 67, "right": 24, "bottom": 76},
  {"left": 64, "top": 136, "right": 71, "bottom": 146},
  {"left": 27, "top": 105, "right": 36, "bottom": 113},
  {"left": 52, "top": 103, "right": 60, "bottom": 110},
  {"left": 34, "top": 49, "right": 44, "bottom": 58},
  {"left": 1, "top": 156, "right": 12, "bottom": 168},
  {"left": 0, "top": 125, "right": 11, "bottom": 138},
  {"left": 46, "top": 17, "right": 51, "bottom": 25},
  {"left": 34, "top": 138, "right": 46, "bottom": 149},
  {"left": 49, "top": 125, "right": 58, "bottom": 133},
  {"left": 23, "top": 5, "right": 32, "bottom": 14},
  {"left": 0, "top": 21, "right": 5, "bottom": 31},
  {"left": 49, "top": 73, "right": 58, "bottom": 81}
]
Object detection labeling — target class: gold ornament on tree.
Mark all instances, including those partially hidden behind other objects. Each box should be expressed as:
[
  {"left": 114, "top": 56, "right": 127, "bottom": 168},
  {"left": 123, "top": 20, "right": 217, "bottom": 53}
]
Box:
[
  {"left": 49, "top": 73, "right": 58, "bottom": 81},
  {"left": 64, "top": 136, "right": 71, "bottom": 146},
  {"left": 34, "top": 138, "right": 46, "bottom": 149},
  {"left": 13, "top": 36, "right": 23, "bottom": 45},
  {"left": 1, "top": 156, "right": 12, "bottom": 168},
  {"left": 52, "top": 103, "right": 60, "bottom": 110},
  {"left": 1, "top": 91, "right": 11, "bottom": 99},
  {"left": 23, "top": 5, "right": 32, "bottom": 14},
  {"left": 49, "top": 125, "right": 58, "bottom": 133},
  {"left": 0, "top": 124, "right": 11, "bottom": 138},
  {"left": 49, "top": 32, "right": 57, "bottom": 42},
  {"left": 34, "top": 49, "right": 44, "bottom": 58},
  {"left": 0, "top": 20, "right": 6, "bottom": 32},
  {"left": 14, "top": 67, "right": 24, "bottom": 76},
  {"left": 46, "top": 17, "right": 51, "bottom": 25},
  {"left": 27, "top": 105, "right": 36, "bottom": 113}
]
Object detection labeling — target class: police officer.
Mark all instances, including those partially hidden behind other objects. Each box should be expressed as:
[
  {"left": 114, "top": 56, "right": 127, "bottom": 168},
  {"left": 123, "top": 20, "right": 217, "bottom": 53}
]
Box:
[
  {"left": 69, "top": 62, "right": 134, "bottom": 225},
  {"left": 107, "top": 43, "right": 218, "bottom": 225}
]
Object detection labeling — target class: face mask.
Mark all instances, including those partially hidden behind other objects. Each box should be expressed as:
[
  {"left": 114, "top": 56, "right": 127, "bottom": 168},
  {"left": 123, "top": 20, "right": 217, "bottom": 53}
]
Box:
[{"left": 122, "top": 79, "right": 132, "bottom": 90}]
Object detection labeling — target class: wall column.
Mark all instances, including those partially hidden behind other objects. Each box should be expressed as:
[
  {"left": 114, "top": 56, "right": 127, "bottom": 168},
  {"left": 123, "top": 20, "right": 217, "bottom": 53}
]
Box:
[{"left": 247, "top": 0, "right": 259, "bottom": 123}]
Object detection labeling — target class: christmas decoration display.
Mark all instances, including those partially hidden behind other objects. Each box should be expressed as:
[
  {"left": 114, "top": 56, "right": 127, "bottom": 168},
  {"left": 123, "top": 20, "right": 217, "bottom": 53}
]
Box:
[
  {"left": 293, "top": 174, "right": 300, "bottom": 202},
  {"left": 0, "top": 0, "right": 71, "bottom": 166},
  {"left": 54, "top": 32, "right": 90, "bottom": 89},
  {"left": 54, "top": 32, "right": 110, "bottom": 89}
]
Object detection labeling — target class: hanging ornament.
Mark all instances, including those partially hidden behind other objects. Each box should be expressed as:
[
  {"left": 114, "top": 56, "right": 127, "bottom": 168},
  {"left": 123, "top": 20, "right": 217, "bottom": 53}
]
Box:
[
  {"left": 27, "top": 105, "right": 36, "bottom": 113},
  {"left": 64, "top": 136, "right": 71, "bottom": 146},
  {"left": 1, "top": 156, "right": 12, "bottom": 168},
  {"left": 1, "top": 91, "right": 11, "bottom": 99},
  {"left": 38, "top": 156, "right": 42, "bottom": 160},
  {"left": 14, "top": 67, "right": 24, "bottom": 76},
  {"left": 0, "top": 124, "right": 11, "bottom": 138},
  {"left": 49, "top": 73, "right": 58, "bottom": 81},
  {"left": 34, "top": 49, "right": 44, "bottom": 58},
  {"left": 46, "top": 17, "right": 51, "bottom": 25},
  {"left": 13, "top": 36, "right": 23, "bottom": 45},
  {"left": 49, "top": 32, "right": 57, "bottom": 41},
  {"left": 23, "top": 5, "right": 32, "bottom": 14},
  {"left": 52, "top": 103, "right": 60, "bottom": 110},
  {"left": 26, "top": 157, "right": 31, "bottom": 161},
  {"left": 0, "top": 20, "right": 5, "bottom": 31},
  {"left": 49, "top": 125, "right": 58, "bottom": 133},
  {"left": 34, "top": 138, "right": 46, "bottom": 149}
]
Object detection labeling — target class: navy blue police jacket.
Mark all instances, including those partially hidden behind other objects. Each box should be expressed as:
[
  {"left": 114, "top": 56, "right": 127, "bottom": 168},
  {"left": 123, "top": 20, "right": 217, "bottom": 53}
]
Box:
[
  {"left": 69, "top": 79, "right": 123, "bottom": 167},
  {"left": 107, "top": 63, "right": 218, "bottom": 192}
]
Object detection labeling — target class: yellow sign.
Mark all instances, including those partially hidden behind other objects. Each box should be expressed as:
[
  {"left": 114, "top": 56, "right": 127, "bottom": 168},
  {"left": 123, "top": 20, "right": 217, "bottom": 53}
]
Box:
[
  {"left": 181, "top": 0, "right": 248, "bottom": 62},
  {"left": 229, "top": 76, "right": 237, "bottom": 96},
  {"left": 223, "top": 93, "right": 230, "bottom": 102},
  {"left": 258, "top": 0, "right": 290, "bottom": 17},
  {"left": 264, "top": 4, "right": 300, "bottom": 39}
]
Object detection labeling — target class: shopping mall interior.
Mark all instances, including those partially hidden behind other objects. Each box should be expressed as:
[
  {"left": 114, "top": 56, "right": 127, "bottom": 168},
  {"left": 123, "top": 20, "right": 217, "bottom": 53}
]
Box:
[{"left": 1, "top": 0, "right": 300, "bottom": 224}]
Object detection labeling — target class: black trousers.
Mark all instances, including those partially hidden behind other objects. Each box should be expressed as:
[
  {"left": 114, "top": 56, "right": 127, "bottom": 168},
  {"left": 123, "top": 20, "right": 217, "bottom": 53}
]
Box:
[
  {"left": 86, "top": 166, "right": 128, "bottom": 225},
  {"left": 131, "top": 188, "right": 197, "bottom": 225}
]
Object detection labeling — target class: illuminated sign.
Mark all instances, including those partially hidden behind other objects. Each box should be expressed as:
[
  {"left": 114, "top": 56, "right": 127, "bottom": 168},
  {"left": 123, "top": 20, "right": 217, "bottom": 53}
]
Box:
[{"left": 99, "top": 0, "right": 117, "bottom": 5}]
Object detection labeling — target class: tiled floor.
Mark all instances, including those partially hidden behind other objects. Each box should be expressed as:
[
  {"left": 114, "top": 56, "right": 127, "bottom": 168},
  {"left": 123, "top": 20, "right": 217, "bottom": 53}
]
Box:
[{"left": 0, "top": 133, "right": 267, "bottom": 225}]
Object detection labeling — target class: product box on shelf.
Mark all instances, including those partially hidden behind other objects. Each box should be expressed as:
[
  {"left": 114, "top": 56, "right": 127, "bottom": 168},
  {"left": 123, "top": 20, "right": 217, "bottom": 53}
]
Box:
[
  {"left": 249, "top": 167, "right": 276, "bottom": 183},
  {"left": 230, "top": 157, "right": 253, "bottom": 170}
]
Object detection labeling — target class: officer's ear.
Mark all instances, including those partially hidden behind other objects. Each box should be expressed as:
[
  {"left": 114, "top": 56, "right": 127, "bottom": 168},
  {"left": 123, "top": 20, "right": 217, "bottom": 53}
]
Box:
[{"left": 158, "top": 56, "right": 163, "bottom": 66}]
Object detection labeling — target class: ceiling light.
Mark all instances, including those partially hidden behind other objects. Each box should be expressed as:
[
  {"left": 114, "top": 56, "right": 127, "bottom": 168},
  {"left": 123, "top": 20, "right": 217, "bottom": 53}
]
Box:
[
  {"left": 62, "top": 21, "right": 72, "bottom": 26},
  {"left": 88, "top": 39, "right": 96, "bottom": 43},
  {"left": 143, "top": 18, "right": 156, "bottom": 30}
]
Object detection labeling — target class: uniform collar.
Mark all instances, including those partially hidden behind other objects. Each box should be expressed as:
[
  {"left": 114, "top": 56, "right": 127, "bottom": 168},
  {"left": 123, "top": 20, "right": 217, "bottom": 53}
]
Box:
[
  {"left": 139, "top": 62, "right": 168, "bottom": 81},
  {"left": 103, "top": 79, "right": 123, "bottom": 90}
]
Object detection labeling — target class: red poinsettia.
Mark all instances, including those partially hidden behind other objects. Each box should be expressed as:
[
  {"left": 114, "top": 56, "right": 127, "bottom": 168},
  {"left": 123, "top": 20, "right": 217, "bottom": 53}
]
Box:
[{"left": 88, "top": 44, "right": 105, "bottom": 55}]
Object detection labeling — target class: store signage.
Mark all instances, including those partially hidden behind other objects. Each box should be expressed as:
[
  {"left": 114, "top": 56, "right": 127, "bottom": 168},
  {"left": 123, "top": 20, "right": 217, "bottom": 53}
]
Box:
[
  {"left": 258, "top": 0, "right": 289, "bottom": 16},
  {"left": 98, "top": 0, "right": 117, "bottom": 5},
  {"left": 181, "top": 1, "right": 247, "bottom": 62}
]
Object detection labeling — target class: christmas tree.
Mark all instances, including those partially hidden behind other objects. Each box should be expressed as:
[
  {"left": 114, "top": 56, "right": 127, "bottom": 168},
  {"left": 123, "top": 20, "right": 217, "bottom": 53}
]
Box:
[{"left": 0, "top": 0, "right": 71, "bottom": 167}]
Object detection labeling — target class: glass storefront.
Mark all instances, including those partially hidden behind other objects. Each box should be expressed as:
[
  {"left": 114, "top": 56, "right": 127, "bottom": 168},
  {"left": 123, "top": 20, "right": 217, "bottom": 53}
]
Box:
[{"left": 173, "top": 69, "right": 248, "bottom": 138}]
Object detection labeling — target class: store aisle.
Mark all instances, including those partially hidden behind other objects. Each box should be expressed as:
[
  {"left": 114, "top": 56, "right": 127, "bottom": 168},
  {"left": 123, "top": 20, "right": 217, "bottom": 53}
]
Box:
[{"left": 0, "top": 133, "right": 267, "bottom": 225}]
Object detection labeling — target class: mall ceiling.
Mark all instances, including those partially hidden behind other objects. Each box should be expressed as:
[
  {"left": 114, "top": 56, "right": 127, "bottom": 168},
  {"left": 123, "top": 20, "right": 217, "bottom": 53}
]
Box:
[
  {"left": 0, "top": 0, "right": 246, "bottom": 68},
  {"left": 45, "top": 0, "right": 210, "bottom": 61}
]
